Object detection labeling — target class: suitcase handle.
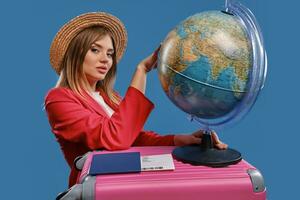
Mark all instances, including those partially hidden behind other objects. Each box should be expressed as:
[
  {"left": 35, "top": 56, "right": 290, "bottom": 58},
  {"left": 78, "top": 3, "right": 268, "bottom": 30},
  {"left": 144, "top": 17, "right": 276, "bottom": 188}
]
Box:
[{"left": 247, "top": 169, "right": 266, "bottom": 193}]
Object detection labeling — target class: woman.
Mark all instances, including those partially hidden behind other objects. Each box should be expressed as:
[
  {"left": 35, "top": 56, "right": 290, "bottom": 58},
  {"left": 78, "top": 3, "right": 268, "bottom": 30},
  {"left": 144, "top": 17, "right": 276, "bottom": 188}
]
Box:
[{"left": 45, "top": 12, "right": 227, "bottom": 187}]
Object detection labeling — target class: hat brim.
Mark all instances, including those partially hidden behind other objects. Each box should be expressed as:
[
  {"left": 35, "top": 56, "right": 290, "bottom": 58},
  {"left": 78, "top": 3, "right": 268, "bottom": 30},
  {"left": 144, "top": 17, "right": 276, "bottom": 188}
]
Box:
[{"left": 50, "top": 12, "right": 127, "bottom": 74}]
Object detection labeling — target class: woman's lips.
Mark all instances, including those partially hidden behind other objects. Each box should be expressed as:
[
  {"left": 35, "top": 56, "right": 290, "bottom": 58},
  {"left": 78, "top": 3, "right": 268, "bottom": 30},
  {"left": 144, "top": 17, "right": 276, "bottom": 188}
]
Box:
[{"left": 96, "top": 66, "right": 107, "bottom": 74}]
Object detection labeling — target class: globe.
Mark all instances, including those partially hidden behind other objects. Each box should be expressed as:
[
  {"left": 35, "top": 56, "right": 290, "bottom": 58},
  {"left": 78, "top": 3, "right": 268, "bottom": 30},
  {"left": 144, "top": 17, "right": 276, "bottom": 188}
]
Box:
[
  {"left": 158, "top": 10, "right": 251, "bottom": 122},
  {"left": 157, "top": 1, "right": 267, "bottom": 166}
]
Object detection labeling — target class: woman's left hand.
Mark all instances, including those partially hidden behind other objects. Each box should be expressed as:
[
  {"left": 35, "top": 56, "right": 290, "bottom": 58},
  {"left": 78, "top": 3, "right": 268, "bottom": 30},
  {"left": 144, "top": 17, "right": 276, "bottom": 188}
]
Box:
[
  {"left": 130, "top": 45, "right": 161, "bottom": 94},
  {"left": 173, "top": 130, "right": 228, "bottom": 150},
  {"left": 137, "top": 45, "right": 161, "bottom": 73}
]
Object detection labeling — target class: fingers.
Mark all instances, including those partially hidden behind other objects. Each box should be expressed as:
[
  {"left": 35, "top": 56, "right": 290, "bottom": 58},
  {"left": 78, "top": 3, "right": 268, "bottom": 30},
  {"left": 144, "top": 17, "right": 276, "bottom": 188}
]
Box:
[
  {"left": 193, "top": 136, "right": 202, "bottom": 144},
  {"left": 211, "top": 131, "right": 220, "bottom": 143},
  {"left": 176, "top": 130, "right": 228, "bottom": 149},
  {"left": 152, "top": 60, "right": 158, "bottom": 69},
  {"left": 174, "top": 134, "right": 202, "bottom": 146},
  {"left": 215, "top": 143, "right": 228, "bottom": 150},
  {"left": 192, "top": 130, "right": 204, "bottom": 138},
  {"left": 211, "top": 131, "right": 228, "bottom": 150},
  {"left": 149, "top": 45, "right": 161, "bottom": 63},
  {"left": 153, "top": 44, "right": 161, "bottom": 56},
  {"left": 141, "top": 44, "right": 162, "bottom": 72},
  {"left": 151, "top": 45, "right": 161, "bottom": 69}
]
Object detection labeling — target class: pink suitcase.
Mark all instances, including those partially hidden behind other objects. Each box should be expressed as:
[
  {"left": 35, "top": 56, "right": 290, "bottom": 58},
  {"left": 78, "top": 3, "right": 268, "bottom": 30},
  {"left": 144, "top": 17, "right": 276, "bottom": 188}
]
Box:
[{"left": 57, "top": 146, "right": 266, "bottom": 200}]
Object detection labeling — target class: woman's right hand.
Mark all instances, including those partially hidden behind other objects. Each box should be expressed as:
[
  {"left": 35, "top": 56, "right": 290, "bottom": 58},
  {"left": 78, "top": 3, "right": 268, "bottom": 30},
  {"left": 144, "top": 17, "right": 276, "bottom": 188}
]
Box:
[{"left": 174, "top": 130, "right": 228, "bottom": 150}]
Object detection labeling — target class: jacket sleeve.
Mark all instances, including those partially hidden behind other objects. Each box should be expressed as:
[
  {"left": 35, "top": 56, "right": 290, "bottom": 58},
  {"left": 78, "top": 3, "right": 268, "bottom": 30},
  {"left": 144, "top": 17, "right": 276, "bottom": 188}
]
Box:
[
  {"left": 133, "top": 130, "right": 175, "bottom": 146},
  {"left": 45, "top": 87, "right": 154, "bottom": 150}
]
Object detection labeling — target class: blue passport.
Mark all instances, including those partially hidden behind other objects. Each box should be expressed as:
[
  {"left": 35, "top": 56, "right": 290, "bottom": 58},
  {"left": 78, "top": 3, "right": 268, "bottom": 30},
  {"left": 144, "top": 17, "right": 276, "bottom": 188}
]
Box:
[{"left": 89, "top": 152, "right": 141, "bottom": 175}]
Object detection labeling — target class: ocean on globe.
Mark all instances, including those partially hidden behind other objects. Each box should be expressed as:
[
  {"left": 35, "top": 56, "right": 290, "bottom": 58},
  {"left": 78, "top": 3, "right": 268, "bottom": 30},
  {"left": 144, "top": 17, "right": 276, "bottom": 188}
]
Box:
[{"left": 158, "top": 10, "right": 252, "bottom": 122}]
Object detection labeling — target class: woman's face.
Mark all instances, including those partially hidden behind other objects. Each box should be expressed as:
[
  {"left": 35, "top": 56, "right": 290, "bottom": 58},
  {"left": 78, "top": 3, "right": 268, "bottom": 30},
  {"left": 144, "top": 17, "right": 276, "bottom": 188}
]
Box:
[{"left": 83, "top": 34, "right": 114, "bottom": 85}]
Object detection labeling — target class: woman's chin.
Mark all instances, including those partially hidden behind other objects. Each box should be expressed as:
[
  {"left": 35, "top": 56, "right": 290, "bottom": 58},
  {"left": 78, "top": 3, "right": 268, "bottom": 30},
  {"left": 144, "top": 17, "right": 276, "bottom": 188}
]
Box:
[
  {"left": 86, "top": 74, "right": 106, "bottom": 84},
  {"left": 97, "top": 74, "right": 107, "bottom": 80}
]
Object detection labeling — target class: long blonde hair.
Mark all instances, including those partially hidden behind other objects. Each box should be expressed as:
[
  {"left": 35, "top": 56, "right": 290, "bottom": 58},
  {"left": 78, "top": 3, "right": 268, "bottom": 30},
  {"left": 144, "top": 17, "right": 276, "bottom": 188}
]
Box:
[{"left": 56, "top": 26, "right": 120, "bottom": 105}]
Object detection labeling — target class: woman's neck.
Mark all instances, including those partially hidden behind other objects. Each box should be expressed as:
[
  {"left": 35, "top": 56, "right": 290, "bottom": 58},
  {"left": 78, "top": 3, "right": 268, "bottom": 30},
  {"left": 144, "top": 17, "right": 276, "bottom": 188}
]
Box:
[{"left": 87, "top": 79, "right": 97, "bottom": 92}]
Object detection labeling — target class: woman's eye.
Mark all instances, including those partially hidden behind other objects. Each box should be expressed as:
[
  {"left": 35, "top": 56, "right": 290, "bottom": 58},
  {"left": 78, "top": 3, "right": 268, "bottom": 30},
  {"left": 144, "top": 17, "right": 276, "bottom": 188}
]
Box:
[
  {"left": 91, "top": 48, "right": 99, "bottom": 53},
  {"left": 107, "top": 53, "right": 113, "bottom": 58}
]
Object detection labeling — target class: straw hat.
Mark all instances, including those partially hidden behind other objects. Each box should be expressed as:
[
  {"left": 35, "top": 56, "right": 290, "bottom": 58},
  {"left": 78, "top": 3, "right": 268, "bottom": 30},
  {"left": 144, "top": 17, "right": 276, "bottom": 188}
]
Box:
[{"left": 49, "top": 12, "right": 127, "bottom": 74}]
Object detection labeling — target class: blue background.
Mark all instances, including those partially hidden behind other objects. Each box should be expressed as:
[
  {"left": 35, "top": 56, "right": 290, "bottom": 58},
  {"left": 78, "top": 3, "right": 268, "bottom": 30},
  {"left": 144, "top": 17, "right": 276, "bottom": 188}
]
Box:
[{"left": 1, "top": 0, "right": 299, "bottom": 199}]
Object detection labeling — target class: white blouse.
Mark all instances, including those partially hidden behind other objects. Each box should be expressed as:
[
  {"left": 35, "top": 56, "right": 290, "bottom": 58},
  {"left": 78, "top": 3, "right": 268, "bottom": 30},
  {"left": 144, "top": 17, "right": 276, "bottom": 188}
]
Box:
[{"left": 90, "top": 91, "right": 114, "bottom": 117}]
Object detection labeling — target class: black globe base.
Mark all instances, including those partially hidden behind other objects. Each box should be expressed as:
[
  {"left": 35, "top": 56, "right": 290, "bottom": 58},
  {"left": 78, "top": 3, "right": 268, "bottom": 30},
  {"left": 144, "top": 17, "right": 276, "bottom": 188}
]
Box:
[
  {"left": 173, "top": 146, "right": 242, "bottom": 167},
  {"left": 172, "top": 132, "right": 242, "bottom": 167}
]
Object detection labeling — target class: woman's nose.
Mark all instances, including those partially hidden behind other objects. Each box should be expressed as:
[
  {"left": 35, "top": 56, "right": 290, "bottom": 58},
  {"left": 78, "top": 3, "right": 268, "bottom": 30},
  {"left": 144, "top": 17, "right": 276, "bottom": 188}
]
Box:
[{"left": 99, "top": 52, "right": 109, "bottom": 62}]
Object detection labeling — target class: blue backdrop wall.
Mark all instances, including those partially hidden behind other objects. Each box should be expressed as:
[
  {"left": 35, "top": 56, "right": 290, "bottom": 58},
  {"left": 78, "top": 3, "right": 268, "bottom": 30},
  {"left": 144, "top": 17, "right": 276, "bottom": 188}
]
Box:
[{"left": 0, "top": 0, "right": 299, "bottom": 199}]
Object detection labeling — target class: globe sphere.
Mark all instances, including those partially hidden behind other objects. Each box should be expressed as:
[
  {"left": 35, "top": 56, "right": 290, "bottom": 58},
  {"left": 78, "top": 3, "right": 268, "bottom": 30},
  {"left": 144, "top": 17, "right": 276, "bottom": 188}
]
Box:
[{"left": 158, "top": 9, "right": 266, "bottom": 128}]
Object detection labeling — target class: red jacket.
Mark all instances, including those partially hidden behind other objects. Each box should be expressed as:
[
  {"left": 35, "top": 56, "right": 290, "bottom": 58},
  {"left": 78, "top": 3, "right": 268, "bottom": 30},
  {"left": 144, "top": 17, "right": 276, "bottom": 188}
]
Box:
[{"left": 45, "top": 86, "right": 174, "bottom": 187}]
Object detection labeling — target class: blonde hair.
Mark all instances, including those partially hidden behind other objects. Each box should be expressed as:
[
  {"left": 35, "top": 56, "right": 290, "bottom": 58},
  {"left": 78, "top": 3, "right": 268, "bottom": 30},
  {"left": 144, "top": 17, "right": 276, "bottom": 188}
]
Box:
[{"left": 56, "top": 26, "right": 120, "bottom": 105}]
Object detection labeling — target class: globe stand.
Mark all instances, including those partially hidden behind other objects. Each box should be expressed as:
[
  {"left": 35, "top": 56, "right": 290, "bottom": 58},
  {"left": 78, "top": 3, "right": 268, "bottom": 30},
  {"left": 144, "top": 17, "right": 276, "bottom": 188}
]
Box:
[{"left": 172, "top": 130, "right": 242, "bottom": 167}]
